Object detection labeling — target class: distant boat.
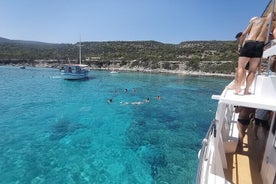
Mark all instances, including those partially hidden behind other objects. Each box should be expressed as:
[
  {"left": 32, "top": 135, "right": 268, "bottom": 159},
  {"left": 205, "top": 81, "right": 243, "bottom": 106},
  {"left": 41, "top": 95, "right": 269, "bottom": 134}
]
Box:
[
  {"left": 19, "top": 66, "right": 26, "bottom": 69},
  {"left": 60, "top": 42, "right": 90, "bottom": 80},
  {"left": 60, "top": 64, "right": 89, "bottom": 80},
  {"left": 110, "top": 70, "right": 119, "bottom": 74}
]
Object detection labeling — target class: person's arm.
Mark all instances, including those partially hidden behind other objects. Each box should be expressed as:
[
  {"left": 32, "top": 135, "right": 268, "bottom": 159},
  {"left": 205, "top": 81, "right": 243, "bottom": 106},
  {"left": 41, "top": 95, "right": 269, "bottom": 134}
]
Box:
[
  {"left": 272, "top": 27, "right": 276, "bottom": 39},
  {"left": 238, "top": 34, "right": 246, "bottom": 52},
  {"left": 239, "top": 23, "right": 253, "bottom": 47},
  {"left": 250, "top": 108, "right": 256, "bottom": 119}
]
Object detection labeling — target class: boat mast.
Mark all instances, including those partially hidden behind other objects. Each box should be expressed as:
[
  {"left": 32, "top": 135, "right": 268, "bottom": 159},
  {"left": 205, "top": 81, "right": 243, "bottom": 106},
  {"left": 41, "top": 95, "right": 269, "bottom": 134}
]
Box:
[{"left": 77, "top": 41, "right": 83, "bottom": 65}]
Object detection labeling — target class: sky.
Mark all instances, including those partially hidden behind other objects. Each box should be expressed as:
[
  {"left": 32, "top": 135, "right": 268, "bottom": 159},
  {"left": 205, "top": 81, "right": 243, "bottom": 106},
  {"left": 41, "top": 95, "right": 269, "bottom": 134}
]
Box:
[{"left": 0, "top": 0, "right": 270, "bottom": 44}]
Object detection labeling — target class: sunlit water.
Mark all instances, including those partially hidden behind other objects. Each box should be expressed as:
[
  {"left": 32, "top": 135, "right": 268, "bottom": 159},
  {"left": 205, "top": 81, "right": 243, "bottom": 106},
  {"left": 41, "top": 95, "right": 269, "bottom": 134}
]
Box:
[{"left": 0, "top": 66, "right": 231, "bottom": 184}]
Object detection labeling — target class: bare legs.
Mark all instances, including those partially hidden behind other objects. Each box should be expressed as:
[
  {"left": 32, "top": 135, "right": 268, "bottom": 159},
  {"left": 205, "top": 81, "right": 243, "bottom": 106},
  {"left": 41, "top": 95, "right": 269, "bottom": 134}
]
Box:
[
  {"left": 244, "top": 58, "right": 261, "bottom": 95},
  {"left": 235, "top": 57, "right": 249, "bottom": 94},
  {"left": 237, "top": 122, "right": 248, "bottom": 145},
  {"left": 235, "top": 57, "right": 261, "bottom": 95},
  {"left": 228, "top": 67, "right": 247, "bottom": 90}
]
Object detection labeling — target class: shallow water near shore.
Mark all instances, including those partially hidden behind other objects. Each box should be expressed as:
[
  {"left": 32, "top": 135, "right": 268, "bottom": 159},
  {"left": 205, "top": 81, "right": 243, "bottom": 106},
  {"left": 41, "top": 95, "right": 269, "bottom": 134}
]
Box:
[{"left": 0, "top": 66, "right": 231, "bottom": 184}]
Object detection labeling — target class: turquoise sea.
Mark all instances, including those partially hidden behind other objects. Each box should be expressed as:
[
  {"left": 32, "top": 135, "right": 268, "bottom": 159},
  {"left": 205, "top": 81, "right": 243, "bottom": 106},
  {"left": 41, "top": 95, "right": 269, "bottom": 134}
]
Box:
[{"left": 0, "top": 66, "right": 231, "bottom": 184}]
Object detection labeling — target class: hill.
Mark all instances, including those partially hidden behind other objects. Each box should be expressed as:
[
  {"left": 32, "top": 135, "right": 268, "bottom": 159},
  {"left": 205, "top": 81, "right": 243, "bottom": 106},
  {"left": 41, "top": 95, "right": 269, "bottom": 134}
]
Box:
[{"left": 0, "top": 37, "right": 238, "bottom": 74}]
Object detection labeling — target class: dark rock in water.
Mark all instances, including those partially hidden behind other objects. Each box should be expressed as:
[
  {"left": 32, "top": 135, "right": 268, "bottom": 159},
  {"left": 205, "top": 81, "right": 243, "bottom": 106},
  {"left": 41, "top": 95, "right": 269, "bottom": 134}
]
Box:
[
  {"left": 137, "top": 144, "right": 167, "bottom": 168},
  {"left": 151, "top": 153, "right": 167, "bottom": 167},
  {"left": 151, "top": 165, "right": 158, "bottom": 178},
  {"left": 136, "top": 120, "right": 146, "bottom": 127},
  {"left": 50, "top": 120, "right": 70, "bottom": 140},
  {"left": 125, "top": 123, "right": 145, "bottom": 149},
  {"left": 136, "top": 144, "right": 167, "bottom": 178},
  {"left": 49, "top": 119, "right": 85, "bottom": 141},
  {"left": 159, "top": 115, "right": 175, "bottom": 123},
  {"left": 165, "top": 121, "right": 182, "bottom": 130}
]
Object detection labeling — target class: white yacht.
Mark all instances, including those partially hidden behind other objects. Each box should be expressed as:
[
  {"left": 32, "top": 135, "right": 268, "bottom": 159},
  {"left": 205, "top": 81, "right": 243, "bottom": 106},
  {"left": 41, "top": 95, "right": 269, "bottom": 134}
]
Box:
[{"left": 197, "top": 1, "right": 276, "bottom": 183}]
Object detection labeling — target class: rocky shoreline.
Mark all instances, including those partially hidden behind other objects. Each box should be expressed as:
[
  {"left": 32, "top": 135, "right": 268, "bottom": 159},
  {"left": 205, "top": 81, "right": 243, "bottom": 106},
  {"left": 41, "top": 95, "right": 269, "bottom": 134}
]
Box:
[
  {"left": 3, "top": 63, "right": 235, "bottom": 78},
  {"left": 94, "top": 66, "right": 235, "bottom": 78},
  {"left": 1, "top": 57, "right": 236, "bottom": 78}
]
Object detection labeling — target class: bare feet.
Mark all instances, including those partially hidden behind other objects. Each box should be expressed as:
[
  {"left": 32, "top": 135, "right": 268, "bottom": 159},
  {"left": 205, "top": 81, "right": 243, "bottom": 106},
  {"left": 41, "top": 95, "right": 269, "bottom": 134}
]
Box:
[
  {"left": 244, "top": 88, "right": 252, "bottom": 95},
  {"left": 226, "top": 83, "right": 236, "bottom": 90},
  {"left": 234, "top": 88, "right": 241, "bottom": 95}
]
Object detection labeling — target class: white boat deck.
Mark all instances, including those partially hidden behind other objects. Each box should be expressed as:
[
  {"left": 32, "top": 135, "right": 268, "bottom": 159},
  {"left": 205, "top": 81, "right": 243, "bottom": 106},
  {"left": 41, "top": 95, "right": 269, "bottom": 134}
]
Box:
[
  {"left": 197, "top": 39, "right": 276, "bottom": 184},
  {"left": 212, "top": 75, "right": 276, "bottom": 111},
  {"left": 211, "top": 74, "right": 276, "bottom": 184}
]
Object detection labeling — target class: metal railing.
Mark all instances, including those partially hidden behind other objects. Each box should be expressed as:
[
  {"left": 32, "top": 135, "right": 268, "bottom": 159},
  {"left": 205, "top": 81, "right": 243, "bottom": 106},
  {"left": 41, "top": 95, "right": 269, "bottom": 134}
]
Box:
[{"left": 196, "top": 119, "right": 217, "bottom": 184}]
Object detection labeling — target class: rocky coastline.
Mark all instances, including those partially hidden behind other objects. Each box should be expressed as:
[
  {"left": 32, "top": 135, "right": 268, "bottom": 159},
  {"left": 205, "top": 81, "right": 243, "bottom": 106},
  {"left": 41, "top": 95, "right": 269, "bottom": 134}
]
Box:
[
  {"left": 4, "top": 61, "right": 234, "bottom": 78},
  {"left": 0, "top": 57, "right": 234, "bottom": 78},
  {"left": 100, "top": 67, "right": 234, "bottom": 77}
]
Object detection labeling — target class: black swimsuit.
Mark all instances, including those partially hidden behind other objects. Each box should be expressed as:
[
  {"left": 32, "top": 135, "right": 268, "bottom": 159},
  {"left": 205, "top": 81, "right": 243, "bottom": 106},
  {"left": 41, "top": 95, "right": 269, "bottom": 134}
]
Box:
[
  {"left": 238, "top": 118, "right": 251, "bottom": 126},
  {"left": 239, "top": 41, "right": 265, "bottom": 58}
]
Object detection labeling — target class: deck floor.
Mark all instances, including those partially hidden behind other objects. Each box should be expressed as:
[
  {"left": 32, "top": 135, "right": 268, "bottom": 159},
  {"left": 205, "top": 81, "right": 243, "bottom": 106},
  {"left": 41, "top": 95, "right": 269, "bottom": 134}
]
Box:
[{"left": 224, "top": 123, "right": 267, "bottom": 184}]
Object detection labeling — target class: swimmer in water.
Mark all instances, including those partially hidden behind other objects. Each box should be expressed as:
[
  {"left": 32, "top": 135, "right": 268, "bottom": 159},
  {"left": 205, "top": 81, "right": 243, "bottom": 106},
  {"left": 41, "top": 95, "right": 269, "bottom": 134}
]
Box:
[{"left": 120, "top": 98, "right": 150, "bottom": 105}]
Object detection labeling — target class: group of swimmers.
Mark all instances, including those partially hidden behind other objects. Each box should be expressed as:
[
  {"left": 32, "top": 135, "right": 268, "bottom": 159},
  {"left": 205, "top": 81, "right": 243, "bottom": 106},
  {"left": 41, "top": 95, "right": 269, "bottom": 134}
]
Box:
[
  {"left": 120, "top": 98, "right": 150, "bottom": 105},
  {"left": 107, "top": 88, "right": 161, "bottom": 105}
]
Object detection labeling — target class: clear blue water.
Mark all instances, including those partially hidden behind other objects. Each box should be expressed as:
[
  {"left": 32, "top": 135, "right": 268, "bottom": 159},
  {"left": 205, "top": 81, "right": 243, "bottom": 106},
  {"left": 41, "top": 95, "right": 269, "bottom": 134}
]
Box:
[{"left": 0, "top": 66, "right": 231, "bottom": 184}]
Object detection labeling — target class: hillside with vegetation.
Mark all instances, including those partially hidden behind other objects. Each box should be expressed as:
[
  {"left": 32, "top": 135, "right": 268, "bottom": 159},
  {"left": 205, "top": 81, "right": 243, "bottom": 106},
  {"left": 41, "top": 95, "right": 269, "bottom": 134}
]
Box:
[{"left": 0, "top": 37, "right": 238, "bottom": 74}]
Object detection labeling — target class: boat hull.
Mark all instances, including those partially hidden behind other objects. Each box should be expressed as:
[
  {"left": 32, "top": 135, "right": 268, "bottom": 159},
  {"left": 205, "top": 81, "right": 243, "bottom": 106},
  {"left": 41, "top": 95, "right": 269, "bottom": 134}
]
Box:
[
  {"left": 60, "top": 71, "right": 89, "bottom": 80},
  {"left": 60, "top": 64, "right": 90, "bottom": 80}
]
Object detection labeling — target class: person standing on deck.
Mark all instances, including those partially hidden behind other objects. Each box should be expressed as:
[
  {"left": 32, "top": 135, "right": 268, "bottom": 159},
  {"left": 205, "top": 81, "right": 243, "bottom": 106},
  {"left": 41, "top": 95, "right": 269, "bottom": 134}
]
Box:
[
  {"left": 254, "top": 109, "right": 271, "bottom": 140},
  {"left": 235, "top": 13, "right": 276, "bottom": 95},
  {"left": 227, "top": 31, "right": 248, "bottom": 90},
  {"left": 235, "top": 106, "right": 255, "bottom": 145}
]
